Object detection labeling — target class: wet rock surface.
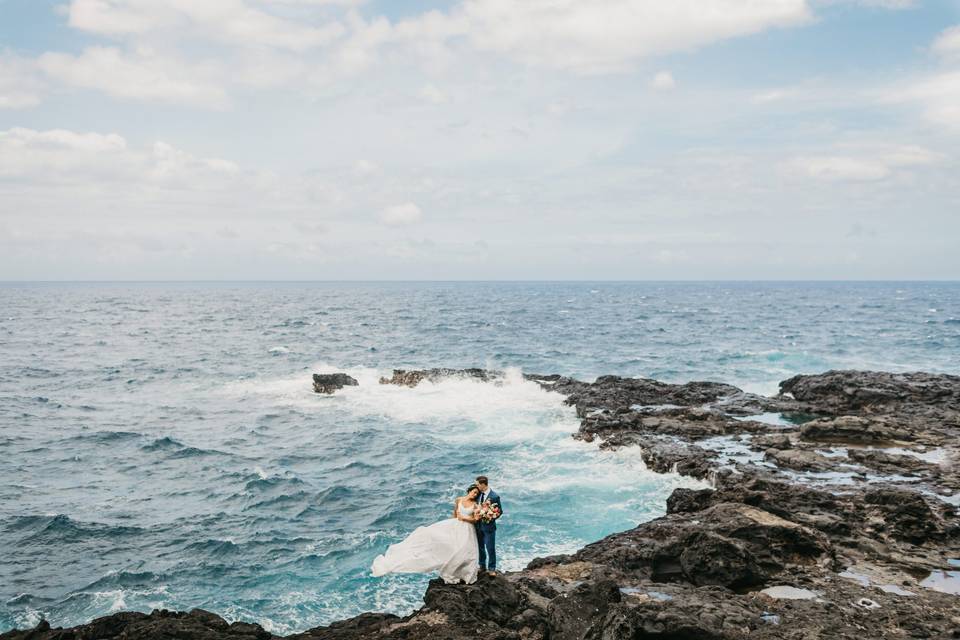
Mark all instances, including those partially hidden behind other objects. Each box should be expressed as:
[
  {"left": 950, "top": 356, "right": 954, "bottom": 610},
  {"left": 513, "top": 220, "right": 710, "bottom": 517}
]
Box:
[
  {"left": 378, "top": 368, "right": 505, "bottom": 387},
  {"left": 312, "top": 373, "right": 359, "bottom": 394},
  {"left": 0, "top": 609, "right": 276, "bottom": 640},
  {"left": 7, "top": 369, "right": 960, "bottom": 640}
]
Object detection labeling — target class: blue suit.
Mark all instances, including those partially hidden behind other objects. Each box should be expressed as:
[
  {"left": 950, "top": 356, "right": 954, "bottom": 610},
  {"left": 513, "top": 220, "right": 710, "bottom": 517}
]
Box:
[{"left": 476, "top": 489, "right": 501, "bottom": 571}]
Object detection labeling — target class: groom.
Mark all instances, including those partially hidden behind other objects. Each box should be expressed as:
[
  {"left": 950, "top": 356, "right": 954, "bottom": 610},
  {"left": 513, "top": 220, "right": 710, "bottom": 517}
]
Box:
[{"left": 475, "top": 475, "right": 502, "bottom": 576}]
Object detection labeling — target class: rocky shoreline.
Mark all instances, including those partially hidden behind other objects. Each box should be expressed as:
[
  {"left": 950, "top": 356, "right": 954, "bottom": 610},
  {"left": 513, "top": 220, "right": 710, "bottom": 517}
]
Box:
[{"left": 4, "top": 369, "right": 959, "bottom": 639}]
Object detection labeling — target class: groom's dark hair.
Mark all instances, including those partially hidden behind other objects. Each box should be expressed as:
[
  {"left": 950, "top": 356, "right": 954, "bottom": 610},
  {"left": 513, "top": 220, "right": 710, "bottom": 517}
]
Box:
[{"left": 476, "top": 476, "right": 488, "bottom": 485}]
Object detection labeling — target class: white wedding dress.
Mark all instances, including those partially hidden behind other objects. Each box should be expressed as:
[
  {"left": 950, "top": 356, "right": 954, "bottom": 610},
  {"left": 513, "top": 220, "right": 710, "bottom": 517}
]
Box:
[{"left": 371, "top": 501, "right": 479, "bottom": 584}]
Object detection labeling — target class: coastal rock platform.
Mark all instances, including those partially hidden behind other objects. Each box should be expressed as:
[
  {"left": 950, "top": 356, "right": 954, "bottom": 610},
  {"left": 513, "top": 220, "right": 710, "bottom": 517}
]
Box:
[{"left": 5, "top": 369, "right": 959, "bottom": 640}]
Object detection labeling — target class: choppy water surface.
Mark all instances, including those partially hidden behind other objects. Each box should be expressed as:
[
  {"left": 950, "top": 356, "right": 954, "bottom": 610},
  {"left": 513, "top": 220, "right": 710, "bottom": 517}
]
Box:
[{"left": 1, "top": 281, "right": 958, "bottom": 632}]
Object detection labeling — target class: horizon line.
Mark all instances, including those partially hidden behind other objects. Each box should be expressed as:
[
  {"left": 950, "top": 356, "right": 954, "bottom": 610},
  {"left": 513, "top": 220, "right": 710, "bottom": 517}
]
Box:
[{"left": 2, "top": 279, "right": 959, "bottom": 284}]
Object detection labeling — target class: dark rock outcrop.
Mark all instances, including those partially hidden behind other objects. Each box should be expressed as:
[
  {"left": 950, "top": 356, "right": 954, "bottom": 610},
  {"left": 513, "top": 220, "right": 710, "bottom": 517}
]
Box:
[
  {"left": 799, "top": 415, "right": 913, "bottom": 443},
  {"left": 0, "top": 609, "right": 273, "bottom": 640},
  {"left": 556, "top": 375, "right": 742, "bottom": 416},
  {"left": 312, "top": 373, "right": 359, "bottom": 394},
  {"left": 863, "top": 487, "right": 946, "bottom": 544},
  {"left": 779, "top": 369, "right": 960, "bottom": 415},
  {"left": 378, "top": 368, "right": 504, "bottom": 387}
]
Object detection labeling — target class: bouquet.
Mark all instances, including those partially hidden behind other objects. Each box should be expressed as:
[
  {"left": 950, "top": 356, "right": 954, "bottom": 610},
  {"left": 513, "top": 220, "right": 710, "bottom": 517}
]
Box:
[{"left": 477, "top": 500, "right": 501, "bottom": 524}]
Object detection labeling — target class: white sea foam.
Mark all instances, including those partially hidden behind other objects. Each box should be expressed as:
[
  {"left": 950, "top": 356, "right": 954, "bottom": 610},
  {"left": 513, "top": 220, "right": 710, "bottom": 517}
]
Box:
[
  {"left": 223, "top": 364, "right": 709, "bottom": 494},
  {"left": 333, "top": 366, "right": 566, "bottom": 428},
  {"left": 12, "top": 608, "right": 45, "bottom": 629}
]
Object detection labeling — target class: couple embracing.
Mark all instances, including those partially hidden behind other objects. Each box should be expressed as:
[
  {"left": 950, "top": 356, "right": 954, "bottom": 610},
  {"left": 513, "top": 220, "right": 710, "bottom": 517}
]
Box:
[{"left": 371, "top": 475, "right": 502, "bottom": 584}]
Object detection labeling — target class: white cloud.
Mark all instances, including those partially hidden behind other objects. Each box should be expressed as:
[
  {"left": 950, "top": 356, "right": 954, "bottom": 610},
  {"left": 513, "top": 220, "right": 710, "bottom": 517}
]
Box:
[
  {"left": 5, "top": 1, "right": 960, "bottom": 279},
  {"left": 66, "top": 0, "right": 345, "bottom": 51},
  {"left": 650, "top": 71, "right": 676, "bottom": 91},
  {"left": 0, "top": 53, "right": 44, "bottom": 109},
  {"left": 379, "top": 202, "right": 423, "bottom": 225},
  {"left": 231, "top": 49, "right": 310, "bottom": 88},
  {"left": 0, "top": 127, "right": 127, "bottom": 179},
  {"left": 887, "top": 71, "right": 960, "bottom": 131},
  {"left": 23, "top": 0, "right": 819, "bottom": 109},
  {"left": 150, "top": 141, "right": 240, "bottom": 183},
  {"left": 0, "top": 127, "right": 240, "bottom": 186},
  {"left": 352, "top": 159, "right": 381, "bottom": 177},
  {"left": 790, "top": 155, "right": 891, "bottom": 181},
  {"left": 932, "top": 25, "right": 960, "bottom": 59},
  {"left": 788, "top": 144, "right": 941, "bottom": 181},
  {"left": 815, "top": 0, "right": 917, "bottom": 7},
  {"left": 409, "top": 0, "right": 814, "bottom": 73},
  {"left": 751, "top": 87, "right": 801, "bottom": 103},
  {"left": 418, "top": 83, "right": 448, "bottom": 104},
  {"left": 38, "top": 46, "right": 229, "bottom": 108},
  {"left": 269, "top": 0, "right": 364, "bottom": 4},
  {"left": 66, "top": 0, "right": 170, "bottom": 35}
]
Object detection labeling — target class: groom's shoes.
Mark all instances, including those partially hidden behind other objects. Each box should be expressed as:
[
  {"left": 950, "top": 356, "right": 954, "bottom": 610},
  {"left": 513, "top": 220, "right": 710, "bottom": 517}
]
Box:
[{"left": 487, "top": 570, "right": 498, "bottom": 577}]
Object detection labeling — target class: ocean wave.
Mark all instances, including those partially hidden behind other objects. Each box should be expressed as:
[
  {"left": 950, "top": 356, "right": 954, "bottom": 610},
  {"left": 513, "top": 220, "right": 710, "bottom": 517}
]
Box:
[
  {"left": 184, "top": 539, "right": 241, "bottom": 558},
  {"left": 168, "top": 446, "right": 229, "bottom": 459},
  {"left": 141, "top": 436, "right": 184, "bottom": 451},
  {"left": 294, "top": 487, "right": 357, "bottom": 519},
  {"left": 310, "top": 486, "right": 353, "bottom": 506},
  {"left": 242, "top": 491, "right": 312, "bottom": 512},
  {"left": 328, "top": 461, "right": 377, "bottom": 474},
  {"left": 52, "top": 580, "right": 171, "bottom": 619},
  {"left": 243, "top": 475, "right": 306, "bottom": 493},
  {"left": 11, "top": 515, "right": 145, "bottom": 544},
  {"left": 4, "top": 593, "right": 49, "bottom": 607},
  {"left": 140, "top": 436, "right": 229, "bottom": 458},
  {"left": 62, "top": 430, "right": 143, "bottom": 444},
  {"left": 78, "top": 571, "right": 164, "bottom": 592},
  {"left": 16, "top": 367, "right": 63, "bottom": 379}
]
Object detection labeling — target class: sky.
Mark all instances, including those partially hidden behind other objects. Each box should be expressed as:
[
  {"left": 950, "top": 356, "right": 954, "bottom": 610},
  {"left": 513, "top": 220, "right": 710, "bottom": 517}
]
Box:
[{"left": 0, "top": 0, "right": 959, "bottom": 280}]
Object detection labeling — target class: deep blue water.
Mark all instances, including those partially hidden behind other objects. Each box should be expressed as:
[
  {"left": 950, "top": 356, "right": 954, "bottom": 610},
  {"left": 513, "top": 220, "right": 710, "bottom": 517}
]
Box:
[{"left": 1, "top": 281, "right": 958, "bottom": 633}]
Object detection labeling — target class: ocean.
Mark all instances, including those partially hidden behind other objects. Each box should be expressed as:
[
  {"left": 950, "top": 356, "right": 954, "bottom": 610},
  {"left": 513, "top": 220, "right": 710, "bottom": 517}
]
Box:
[{"left": 2, "top": 281, "right": 958, "bottom": 633}]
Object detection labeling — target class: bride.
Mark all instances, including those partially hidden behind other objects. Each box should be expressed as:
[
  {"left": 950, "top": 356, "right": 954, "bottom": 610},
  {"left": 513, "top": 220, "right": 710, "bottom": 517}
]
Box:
[{"left": 371, "top": 484, "right": 480, "bottom": 584}]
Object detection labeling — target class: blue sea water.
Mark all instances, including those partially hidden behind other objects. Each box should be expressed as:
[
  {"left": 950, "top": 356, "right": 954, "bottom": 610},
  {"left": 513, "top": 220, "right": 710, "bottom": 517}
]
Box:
[{"left": 1, "top": 281, "right": 958, "bottom": 633}]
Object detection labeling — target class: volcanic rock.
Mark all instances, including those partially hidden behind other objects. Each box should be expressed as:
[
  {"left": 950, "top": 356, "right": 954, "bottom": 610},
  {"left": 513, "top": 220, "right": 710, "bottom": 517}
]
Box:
[
  {"left": 779, "top": 369, "right": 960, "bottom": 415},
  {"left": 312, "top": 373, "right": 359, "bottom": 394},
  {"left": 799, "top": 415, "right": 912, "bottom": 443},
  {"left": 378, "top": 368, "right": 503, "bottom": 387}
]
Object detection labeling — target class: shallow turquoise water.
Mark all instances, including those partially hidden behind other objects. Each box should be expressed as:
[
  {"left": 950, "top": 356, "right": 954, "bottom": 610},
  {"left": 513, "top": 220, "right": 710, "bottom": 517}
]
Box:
[{"left": 1, "top": 281, "right": 958, "bottom": 632}]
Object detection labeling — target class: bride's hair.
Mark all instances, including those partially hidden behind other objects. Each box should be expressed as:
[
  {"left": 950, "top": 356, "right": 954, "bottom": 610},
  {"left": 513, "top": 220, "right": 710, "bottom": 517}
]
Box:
[{"left": 465, "top": 483, "right": 480, "bottom": 496}]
